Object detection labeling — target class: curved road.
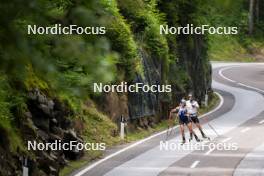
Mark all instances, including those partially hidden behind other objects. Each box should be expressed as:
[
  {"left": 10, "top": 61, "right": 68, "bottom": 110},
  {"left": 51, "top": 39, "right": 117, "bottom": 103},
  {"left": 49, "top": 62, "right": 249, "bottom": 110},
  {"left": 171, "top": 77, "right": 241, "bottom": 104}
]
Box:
[{"left": 71, "top": 62, "right": 264, "bottom": 176}]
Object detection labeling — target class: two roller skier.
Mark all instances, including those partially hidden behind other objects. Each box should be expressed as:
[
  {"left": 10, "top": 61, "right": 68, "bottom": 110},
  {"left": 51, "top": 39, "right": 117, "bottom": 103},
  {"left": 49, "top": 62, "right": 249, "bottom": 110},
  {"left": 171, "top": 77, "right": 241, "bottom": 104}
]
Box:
[{"left": 169, "top": 94, "right": 209, "bottom": 144}]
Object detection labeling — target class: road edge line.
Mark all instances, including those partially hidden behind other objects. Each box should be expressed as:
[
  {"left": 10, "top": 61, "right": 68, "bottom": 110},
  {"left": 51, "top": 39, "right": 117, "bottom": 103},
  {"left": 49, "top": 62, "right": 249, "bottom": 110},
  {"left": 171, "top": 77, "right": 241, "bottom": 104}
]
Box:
[
  {"left": 218, "top": 66, "right": 238, "bottom": 83},
  {"left": 73, "top": 92, "right": 224, "bottom": 176},
  {"left": 218, "top": 65, "right": 264, "bottom": 93},
  {"left": 190, "top": 160, "right": 200, "bottom": 168}
]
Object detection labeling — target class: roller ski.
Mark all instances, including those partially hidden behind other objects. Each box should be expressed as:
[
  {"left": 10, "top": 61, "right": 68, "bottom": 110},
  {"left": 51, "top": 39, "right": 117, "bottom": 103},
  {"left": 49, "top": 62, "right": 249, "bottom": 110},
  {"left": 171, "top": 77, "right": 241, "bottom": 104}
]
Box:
[
  {"left": 202, "top": 135, "right": 211, "bottom": 141},
  {"left": 181, "top": 136, "right": 186, "bottom": 145},
  {"left": 189, "top": 132, "right": 201, "bottom": 142},
  {"left": 200, "top": 130, "right": 210, "bottom": 141}
]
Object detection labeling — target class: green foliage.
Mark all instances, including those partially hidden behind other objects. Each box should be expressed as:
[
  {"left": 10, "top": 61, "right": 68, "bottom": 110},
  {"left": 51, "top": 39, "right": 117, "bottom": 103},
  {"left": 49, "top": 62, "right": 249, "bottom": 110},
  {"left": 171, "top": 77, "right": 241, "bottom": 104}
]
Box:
[
  {"left": 209, "top": 35, "right": 255, "bottom": 61},
  {"left": 197, "top": 0, "right": 264, "bottom": 61},
  {"left": 168, "top": 65, "right": 191, "bottom": 92},
  {"left": 107, "top": 18, "right": 139, "bottom": 79},
  {"left": 0, "top": 0, "right": 123, "bottom": 121},
  {"left": 24, "top": 65, "right": 49, "bottom": 91},
  {"left": 117, "top": 0, "right": 169, "bottom": 59},
  {"left": 114, "top": 0, "right": 170, "bottom": 81},
  {"left": 101, "top": 0, "right": 142, "bottom": 80},
  {"left": 0, "top": 76, "right": 24, "bottom": 153},
  {"left": 0, "top": 1, "right": 214, "bottom": 174},
  {"left": 0, "top": 76, "right": 11, "bottom": 120},
  {"left": 82, "top": 106, "right": 119, "bottom": 145},
  {"left": 0, "top": 0, "right": 118, "bottom": 97},
  {"left": 59, "top": 104, "right": 120, "bottom": 176}
]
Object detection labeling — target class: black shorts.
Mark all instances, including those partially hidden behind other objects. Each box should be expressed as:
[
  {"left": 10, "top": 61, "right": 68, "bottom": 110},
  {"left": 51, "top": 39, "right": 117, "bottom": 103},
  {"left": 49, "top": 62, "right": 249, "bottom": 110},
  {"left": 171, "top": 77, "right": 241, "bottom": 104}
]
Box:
[
  {"left": 190, "top": 115, "right": 199, "bottom": 123},
  {"left": 179, "top": 117, "right": 191, "bottom": 125}
]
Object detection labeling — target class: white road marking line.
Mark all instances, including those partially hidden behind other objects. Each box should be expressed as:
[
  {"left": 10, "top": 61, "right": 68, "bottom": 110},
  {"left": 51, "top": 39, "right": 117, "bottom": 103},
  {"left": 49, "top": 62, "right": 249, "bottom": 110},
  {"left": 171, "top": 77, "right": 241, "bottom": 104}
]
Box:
[
  {"left": 258, "top": 120, "right": 264, "bottom": 124},
  {"left": 222, "top": 137, "right": 232, "bottom": 143},
  {"left": 218, "top": 66, "right": 264, "bottom": 94},
  {"left": 218, "top": 67, "right": 237, "bottom": 83},
  {"left": 73, "top": 93, "right": 225, "bottom": 176},
  {"left": 73, "top": 129, "right": 168, "bottom": 176},
  {"left": 73, "top": 94, "right": 224, "bottom": 176},
  {"left": 201, "top": 92, "right": 224, "bottom": 118},
  {"left": 205, "top": 148, "right": 214, "bottom": 155},
  {"left": 190, "top": 160, "right": 200, "bottom": 168},
  {"left": 241, "top": 127, "right": 251, "bottom": 133},
  {"left": 237, "top": 83, "right": 264, "bottom": 93},
  {"left": 74, "top": 63, "right": 263, "bottom": 176}
]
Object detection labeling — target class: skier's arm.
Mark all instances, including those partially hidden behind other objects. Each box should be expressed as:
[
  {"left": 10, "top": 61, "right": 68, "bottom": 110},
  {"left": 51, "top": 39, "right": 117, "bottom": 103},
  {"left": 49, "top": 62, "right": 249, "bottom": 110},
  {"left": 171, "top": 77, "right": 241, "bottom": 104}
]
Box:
[
  {"left": 169, "top": 111, "right": 173, "bottom": 119},
  {"left": 168, "top": 108, "right": 177, "bottom": 127},
  {"left": 169, "top": 108, "right": 176, "bottom": 119},
  {"left": 193, "top": 101, "right": 199, "bottom": 109},
  {"left": 169, "top": 107, "right": 180, "bottom": 119}
]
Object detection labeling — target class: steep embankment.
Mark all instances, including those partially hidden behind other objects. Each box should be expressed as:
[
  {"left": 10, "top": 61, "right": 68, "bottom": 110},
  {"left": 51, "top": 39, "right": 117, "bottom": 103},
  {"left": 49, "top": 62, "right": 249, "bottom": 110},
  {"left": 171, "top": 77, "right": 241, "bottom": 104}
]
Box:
[
  {"left": 203, "top": 0, "right": 264, "bottom": 62},
  {"left": 0, "top": 0, "right": 211, "bottom": 175}
]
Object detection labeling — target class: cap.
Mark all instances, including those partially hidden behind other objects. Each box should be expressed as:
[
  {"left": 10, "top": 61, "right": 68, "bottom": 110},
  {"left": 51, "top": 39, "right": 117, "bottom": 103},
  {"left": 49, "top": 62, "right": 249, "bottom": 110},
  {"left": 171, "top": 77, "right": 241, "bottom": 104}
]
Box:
[{"left": 181, "top": 99, "right": 186, "bottom": 104}]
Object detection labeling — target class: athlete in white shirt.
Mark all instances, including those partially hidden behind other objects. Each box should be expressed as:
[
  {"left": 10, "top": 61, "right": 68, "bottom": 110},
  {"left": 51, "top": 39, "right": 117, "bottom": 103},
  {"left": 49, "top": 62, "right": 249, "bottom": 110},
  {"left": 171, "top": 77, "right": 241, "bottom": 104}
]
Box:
[
  {"left": 169, "top": 99, "right": 200, "bottom": 144},
  {"left": 186, "top": 94, "right": 209, "bottom": 139}
]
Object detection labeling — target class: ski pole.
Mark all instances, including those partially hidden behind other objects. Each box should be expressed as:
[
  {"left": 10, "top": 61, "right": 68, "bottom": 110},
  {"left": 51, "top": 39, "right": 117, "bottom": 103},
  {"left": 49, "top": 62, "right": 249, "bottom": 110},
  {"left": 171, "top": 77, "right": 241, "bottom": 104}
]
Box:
[
  {"left": 166, "top": 120, "right": 174, "bottom": 140},
  {"left": 208, "top": 122, "right": 220, "bottom": 137}
]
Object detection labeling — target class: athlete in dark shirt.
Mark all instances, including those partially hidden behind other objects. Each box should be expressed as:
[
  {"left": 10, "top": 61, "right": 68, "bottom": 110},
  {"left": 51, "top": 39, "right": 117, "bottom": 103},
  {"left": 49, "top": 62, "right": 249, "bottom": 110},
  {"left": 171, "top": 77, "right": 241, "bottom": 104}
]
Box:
[{"left": 169, "top": 99, "right": 200, "bottom": 144}]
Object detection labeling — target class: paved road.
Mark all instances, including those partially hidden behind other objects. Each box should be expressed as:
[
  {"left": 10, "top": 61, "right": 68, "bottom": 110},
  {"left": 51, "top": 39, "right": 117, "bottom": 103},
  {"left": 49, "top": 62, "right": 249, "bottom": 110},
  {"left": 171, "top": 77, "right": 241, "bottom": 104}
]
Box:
[{"left": 72, "top": 62, "right": 264, "bottom": 176}]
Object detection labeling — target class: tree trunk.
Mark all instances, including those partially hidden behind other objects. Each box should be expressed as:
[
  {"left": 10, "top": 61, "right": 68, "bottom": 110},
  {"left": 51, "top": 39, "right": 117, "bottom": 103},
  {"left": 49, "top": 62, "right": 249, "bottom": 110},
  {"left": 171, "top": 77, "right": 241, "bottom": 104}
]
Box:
[
  {"left": 255, "top": 0, "right": 259, "bottom": 23},
  {"left": 249, "top": 0, "right": 255, "bottom": 35}
]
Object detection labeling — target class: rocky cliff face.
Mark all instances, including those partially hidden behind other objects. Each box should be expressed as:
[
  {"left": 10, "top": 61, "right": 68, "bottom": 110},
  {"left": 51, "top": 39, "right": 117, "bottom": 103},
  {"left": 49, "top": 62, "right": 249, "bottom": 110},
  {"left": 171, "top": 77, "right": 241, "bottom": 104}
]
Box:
[
  {"left": 128, "top": 49, "right": 161, "bottom": 120},
  {"left": 0, "top": 89, "right": 84, "bottom": 176},
  {"left": 127, "top": 38, "right": 210, "bottom": 124},
  {"left": 98, "top": 0, "right": 212, "bottom": 125},
  {"left": 99, "top": 39, "right": 211, "bottom": 127},
  {"left": 177, "top": 34, "right": 212, "bottom": 101}
]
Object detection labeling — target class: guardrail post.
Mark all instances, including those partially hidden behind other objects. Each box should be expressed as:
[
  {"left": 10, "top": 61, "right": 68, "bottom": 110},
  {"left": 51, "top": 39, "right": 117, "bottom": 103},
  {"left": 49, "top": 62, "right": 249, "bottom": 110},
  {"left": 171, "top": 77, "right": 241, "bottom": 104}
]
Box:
[
  {"left": 205, "top": 91, "right": 208, "bottom": 107},
  {"left": 22, "top": 157, "right": 29, "bottom": 176},
  {"left": 120, "top": 115, "right": 125, "bottom": 140}
]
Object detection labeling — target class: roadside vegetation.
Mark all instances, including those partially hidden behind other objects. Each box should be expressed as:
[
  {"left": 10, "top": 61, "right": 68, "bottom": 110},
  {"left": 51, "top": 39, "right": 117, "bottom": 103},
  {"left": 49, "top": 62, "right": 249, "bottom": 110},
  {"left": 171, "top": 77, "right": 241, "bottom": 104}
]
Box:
[
  {"left": 60, "top": 92, "right": 220, "bottom": 176},
  {"left": 204, "top": 0, "right": 264, "bottom": 61},
  {"left": 0, "top": 0, "right": 262, "bottom": 175}
]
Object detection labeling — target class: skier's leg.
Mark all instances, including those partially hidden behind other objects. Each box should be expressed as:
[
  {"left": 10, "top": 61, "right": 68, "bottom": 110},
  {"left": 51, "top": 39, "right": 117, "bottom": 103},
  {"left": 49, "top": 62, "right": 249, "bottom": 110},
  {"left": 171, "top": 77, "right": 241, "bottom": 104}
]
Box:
[
  {"left": 192, "top": 116, "right": 209, "bottom": 139},
  {"left": 189, "top": 120, "right": 194, "bottom": 140},
  {"left": 187, "top": 122, "right": 200, "bottom": 142},
  {"left": 179, "top": 124, "right": 186, "bottom": 143},
  {"left": 195, "top": 122, "right": 207, "bottom": 138},
  {"left": 188, "top": 121, "right": 193, "bottom": 141}
]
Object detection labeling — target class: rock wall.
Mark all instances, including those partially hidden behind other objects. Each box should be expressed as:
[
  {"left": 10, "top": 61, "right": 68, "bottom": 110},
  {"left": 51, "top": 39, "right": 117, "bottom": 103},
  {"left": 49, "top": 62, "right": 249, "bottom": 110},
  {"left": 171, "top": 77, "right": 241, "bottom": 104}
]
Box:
[{"left": 0, "top": 89, "right": 84, "bottom": 176}]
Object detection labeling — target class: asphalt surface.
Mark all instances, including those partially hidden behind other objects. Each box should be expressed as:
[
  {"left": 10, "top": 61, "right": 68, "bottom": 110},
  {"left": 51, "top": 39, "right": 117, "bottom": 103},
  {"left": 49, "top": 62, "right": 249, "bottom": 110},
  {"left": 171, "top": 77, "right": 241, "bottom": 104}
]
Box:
[{"left": 72, "top": 62, "right": 264, "bottom": 176}]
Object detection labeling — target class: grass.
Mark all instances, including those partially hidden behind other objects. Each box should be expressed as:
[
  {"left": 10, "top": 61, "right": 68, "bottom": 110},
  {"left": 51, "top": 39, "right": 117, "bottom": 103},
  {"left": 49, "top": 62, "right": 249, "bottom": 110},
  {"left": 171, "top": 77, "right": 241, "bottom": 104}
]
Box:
[
  {"left": 199, "top": 93, "right": 220, "bottom": 115},
  {"left": 60, "top": 106, "right": 121, "bottom": 176},
  {"left": 125, "top": 120, "right": 168, "bottom": 142},
  {"left": 60, "top": 92, "right": 220, "bottom": 176},
  {"left": 209, "top": 35, "right": 264, "bottom": 62},
  {"left": 209, "top": 35, "right": 255, "bottom": 62},
  {"left": 59, "top": 150, "right": 102, "bottom": 176},
  {"left": 0, "top": 75, "right": 26, "bottom": 154},
  {"left": 126, "top": 92, "right": 220, "bottom": 142}
]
